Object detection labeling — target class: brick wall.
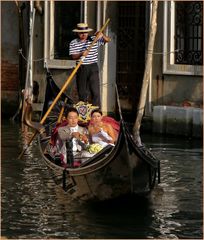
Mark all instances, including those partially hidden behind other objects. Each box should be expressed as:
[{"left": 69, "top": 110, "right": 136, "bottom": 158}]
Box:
[{"left": 1, "top": 60, "right": 19, "bottom": 91}]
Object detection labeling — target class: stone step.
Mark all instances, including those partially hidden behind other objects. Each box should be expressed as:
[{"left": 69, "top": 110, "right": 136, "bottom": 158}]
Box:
[{"left": 153, "top": 105, "right": 203, "bottom": 138}]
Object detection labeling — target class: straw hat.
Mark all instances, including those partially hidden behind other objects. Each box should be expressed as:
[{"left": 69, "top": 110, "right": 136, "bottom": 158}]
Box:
[{"left": 72, "top": 23, "right": 93, "bottom": 33}]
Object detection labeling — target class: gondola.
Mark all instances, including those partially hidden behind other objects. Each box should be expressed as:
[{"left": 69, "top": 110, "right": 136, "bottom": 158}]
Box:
[{"left": 25, "top": 72, "right": 160, "bottom": 201}]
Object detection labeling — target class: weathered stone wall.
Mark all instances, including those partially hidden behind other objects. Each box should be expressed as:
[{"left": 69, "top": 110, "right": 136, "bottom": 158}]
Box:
[
  {"left": 1, "top": 2, "right": 19, "bottom": 116},
  {"left": 1, "top": 61, "right": 19, "bottom": 91},
  {"left": 151, "top": 2, "right": 203, "bottom": 110}
]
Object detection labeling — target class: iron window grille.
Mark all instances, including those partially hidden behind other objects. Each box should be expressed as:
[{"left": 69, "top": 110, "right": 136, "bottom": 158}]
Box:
[{"left": 175, "top": 1, "right": 203, "bottom": 65}]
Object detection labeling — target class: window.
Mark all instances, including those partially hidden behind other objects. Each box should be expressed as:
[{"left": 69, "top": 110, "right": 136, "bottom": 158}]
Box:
[
  {"left": 54, "top": 1, "right": 81, "bottom": 60},
  {"left": 44, "top": 1, "right": 84, "bottom": 69},
  {"left": 163, "top": 1, "right": 203, "bottom": 75},
  {"left": 175, "top": 1, "right": 203, "bottom": 65}
]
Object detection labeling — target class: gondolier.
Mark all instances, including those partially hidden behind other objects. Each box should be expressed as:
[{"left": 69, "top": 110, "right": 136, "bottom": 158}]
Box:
[{"left": 69, "top": 23, "right": 111, "bottom": 108}]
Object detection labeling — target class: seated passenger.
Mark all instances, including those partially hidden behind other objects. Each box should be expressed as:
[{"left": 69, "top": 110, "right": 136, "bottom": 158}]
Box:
[
  {"left": 57, "top": 107, "right": 89, "bottom": 167},
  {"left": 88, "top": 109, "right": 116, "bottom": 148}
]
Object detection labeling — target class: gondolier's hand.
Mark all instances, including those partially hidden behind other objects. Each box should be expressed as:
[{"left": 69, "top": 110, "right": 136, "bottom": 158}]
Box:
[
  {"left": 95, "top": 31, "right": 111, "bottom": 43},
  {"left": 95, "top": 31, "right": 103, "bottom": 41},
  {"left": 82, "top": 50, "right": 89, "bottom": 57},
  {"left": 72, "top": 50, "right": 88, "bottom": 60}
]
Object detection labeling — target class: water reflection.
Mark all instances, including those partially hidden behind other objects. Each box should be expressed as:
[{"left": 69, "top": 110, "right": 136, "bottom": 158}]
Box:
[
  {"left": 143, "top": 134, "right": 202, "bottom": 239},
  {"left": 1, "top": 122, "right": 203, "bottom": 239}
]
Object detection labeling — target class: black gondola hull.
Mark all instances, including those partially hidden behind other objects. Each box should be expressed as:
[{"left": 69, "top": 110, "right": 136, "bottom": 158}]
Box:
[
  {"left": 37, "top": 74, "right": 160, "bottom": 201},
  {"left": 39, "top": 128, "right": 158, "bottom": 201}
]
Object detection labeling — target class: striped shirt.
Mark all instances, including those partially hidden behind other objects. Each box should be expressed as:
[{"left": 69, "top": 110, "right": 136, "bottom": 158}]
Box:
[{"left": 69, "top": 36, "right": 105, "bottom": 65}]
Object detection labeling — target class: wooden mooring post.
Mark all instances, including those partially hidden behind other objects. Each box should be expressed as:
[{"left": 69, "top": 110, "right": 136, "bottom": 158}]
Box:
[{"left": 133, "top": 0, "right": 158, "bottom": 144}]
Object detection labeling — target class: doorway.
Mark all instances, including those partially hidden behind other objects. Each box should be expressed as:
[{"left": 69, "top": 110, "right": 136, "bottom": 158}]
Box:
[{"left": 116, "top": 1, "right": 148, "bottom": 119}]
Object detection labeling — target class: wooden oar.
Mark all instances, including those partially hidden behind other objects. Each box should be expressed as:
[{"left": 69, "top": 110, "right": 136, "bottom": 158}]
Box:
[
  {"left": 57, "top": 98, "right": 68, "bottom": 124},
  {"left": 18, "top": 18, "right": 110, "bottom": 159}
]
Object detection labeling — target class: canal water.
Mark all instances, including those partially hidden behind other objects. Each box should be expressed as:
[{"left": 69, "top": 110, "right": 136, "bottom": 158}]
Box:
[{"left": 1, "top": 121, "right": 203, "bottom": 239}]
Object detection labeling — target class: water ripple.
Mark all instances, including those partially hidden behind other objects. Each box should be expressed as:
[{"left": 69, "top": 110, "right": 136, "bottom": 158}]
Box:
[{"left": 1, "top": 123, "right": 203, "bottom": 239}]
